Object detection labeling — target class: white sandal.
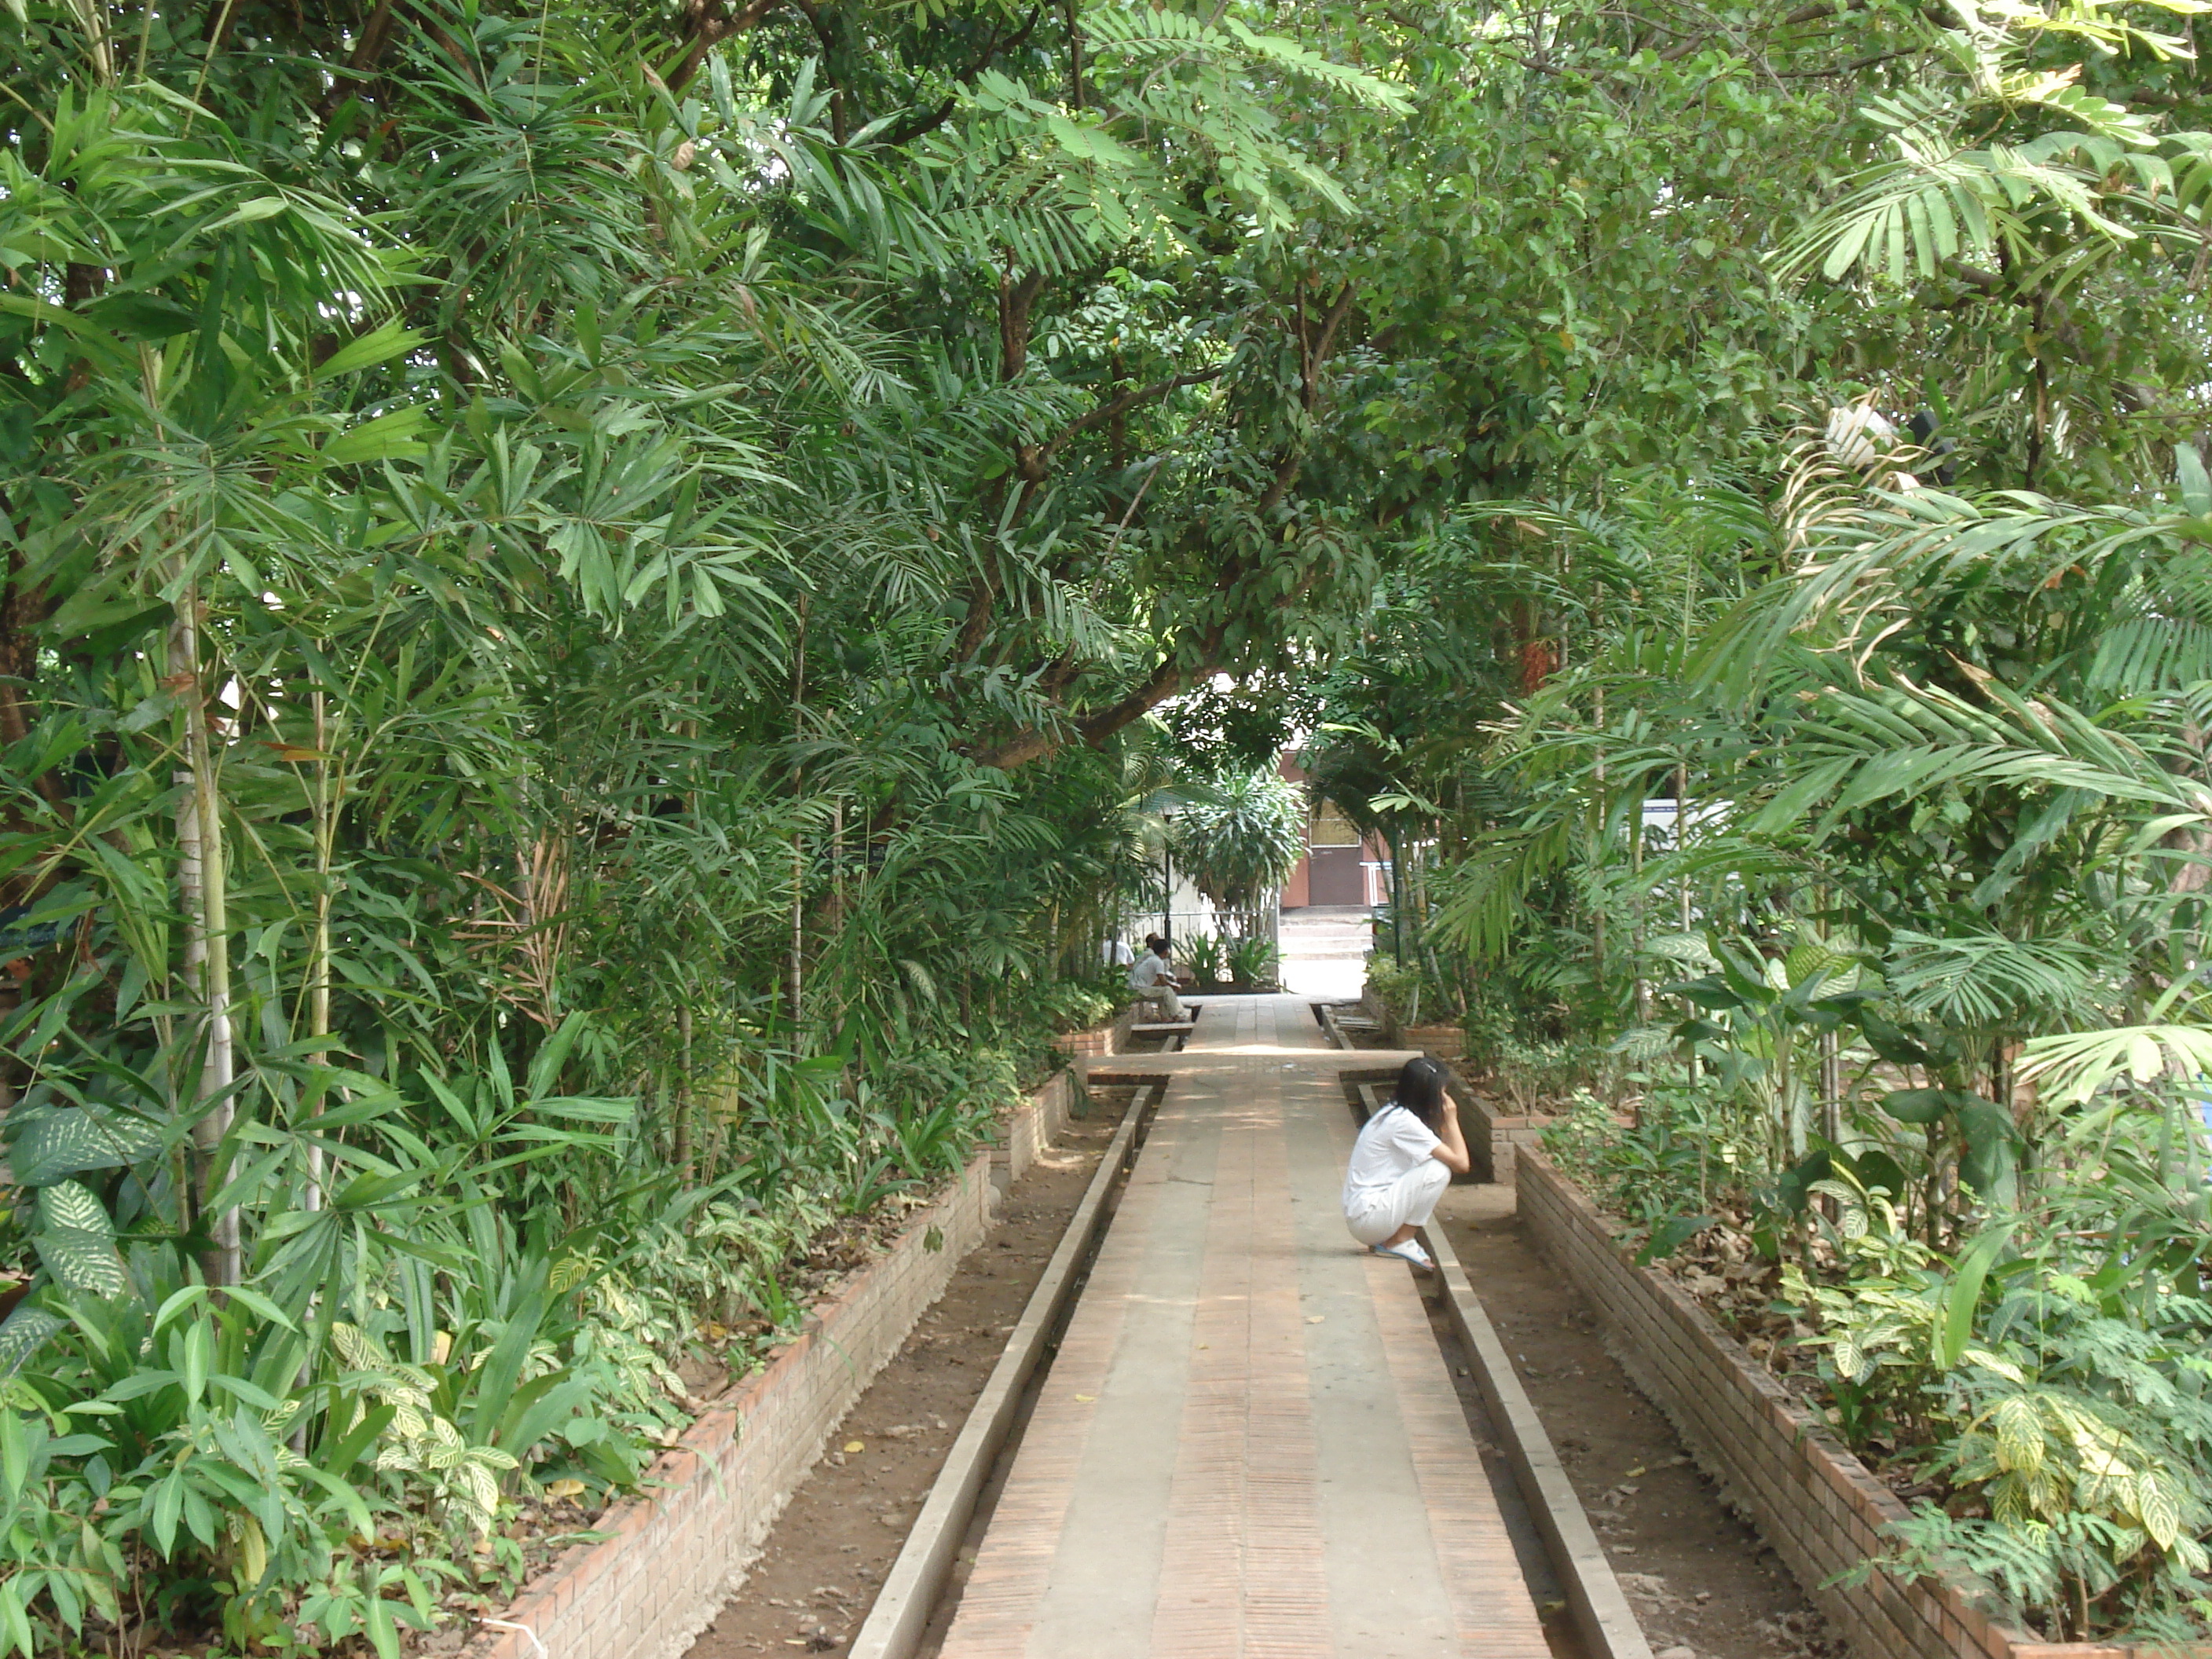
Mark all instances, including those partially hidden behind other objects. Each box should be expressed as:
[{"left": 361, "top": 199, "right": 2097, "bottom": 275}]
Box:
[{"left": 1371, "top": 1239, "right": 1436, "bottom": 1274}]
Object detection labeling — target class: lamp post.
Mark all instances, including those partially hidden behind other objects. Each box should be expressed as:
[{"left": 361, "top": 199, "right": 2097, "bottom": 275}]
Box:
[{"left": 1159, "top": 802, "right": 1178, "bottom": 944}]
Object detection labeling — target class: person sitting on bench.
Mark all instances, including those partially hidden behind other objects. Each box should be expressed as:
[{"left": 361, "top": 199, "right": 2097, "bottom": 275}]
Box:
[
  {"left": 1128, "top": 934, "right": 1183, "bottom": 1021},
  {"left": 1342, "top": 1056, "right": 1470, "bottom": 1274}
]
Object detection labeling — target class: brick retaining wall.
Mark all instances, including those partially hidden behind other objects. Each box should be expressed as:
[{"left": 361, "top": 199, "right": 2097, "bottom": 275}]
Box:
[
  {"left": 1398, "top": 1021, "right": 1465, "bottom": 1059},
  {"left": 464, "top": 1131, "right": 1016, "bottom": 1659},
  {"left": 1517, "top": 1150, "right": 2207, "bottom": 1659},
  {"left": 1050, "top": 1012, "right": 1129, "bottom": 1060},
  {"left": 1460, "top": 1092, "right": 1547, "bottom": 1185},
  {"left": 998, "top": 1069, "right": 1075, "bottom": 1185}
]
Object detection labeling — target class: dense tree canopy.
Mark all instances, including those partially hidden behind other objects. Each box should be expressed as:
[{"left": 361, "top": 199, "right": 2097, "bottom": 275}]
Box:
[{"left": 10, "top": 0, "right": 2212, "bottom": 1643}]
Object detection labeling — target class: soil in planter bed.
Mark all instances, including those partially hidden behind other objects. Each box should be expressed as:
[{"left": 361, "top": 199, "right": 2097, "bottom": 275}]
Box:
[
  {"left": 682, "top": 1082, "right": 1141, "bottom": 1657},
  {"left": 1434, "top": 1181, "right": 1848, "bottom": 1659}
]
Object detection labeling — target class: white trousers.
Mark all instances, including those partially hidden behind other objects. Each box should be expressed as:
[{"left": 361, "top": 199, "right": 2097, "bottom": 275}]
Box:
[
  {"left": 1137, "top": 985, "right": 1184, "bottom": 1020},
  {"left": 1344, "top": 1159, "right": 1451, "bottom": 1247}
]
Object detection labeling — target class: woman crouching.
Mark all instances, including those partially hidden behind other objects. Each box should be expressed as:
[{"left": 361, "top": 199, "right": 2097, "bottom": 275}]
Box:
[{"left": 1342, "top": 1056, "right": 1470, "bottom": 1274}]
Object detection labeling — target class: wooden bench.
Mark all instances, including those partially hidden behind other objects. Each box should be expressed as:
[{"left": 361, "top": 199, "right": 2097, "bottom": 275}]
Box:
[{"left": 1130, "top": 1020, "right": 1195, "bottom": 1053}]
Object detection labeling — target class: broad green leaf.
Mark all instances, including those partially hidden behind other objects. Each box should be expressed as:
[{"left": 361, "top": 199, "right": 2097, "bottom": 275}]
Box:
[
  {"left": 36, "top": 1180, "right": 112, "bottom": 1239},
  {"left": 12, "top": 1107, "right": 163, "bottom": 1185},
  {"left": 2138, "top": 1474, "right": 2181, "bottom": 1551},
  {"left": 2177, "top": 444, "right": 2212, "bottom": 517},
  {"left": 35, "top": 1227, "right": 126, "bottom": 1296},
  {"left": 151, "top": 1470, "right": 184, "bottom": 1557},
  {"left": 81, "top": 292, "right": 200, "bottom": 341},
  {"left": 1993, "top": 1395, "right": 2044, "bottom": 1474},
  {"left": 0, "top": 1309, "right": 64, "bottom": 1383},
  {"left": 1880, "top": 1088, "right": 1957, "bottom": 1126},
  {"left": 1934, "top": 1226, "right": 2014, "bottom": 1370}
]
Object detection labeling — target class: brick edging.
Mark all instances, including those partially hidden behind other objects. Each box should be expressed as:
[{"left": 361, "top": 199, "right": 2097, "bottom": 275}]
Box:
[
  {"left": 463, "top": 1076, "right": 1070, "bottom": 1659},
  {"left": 1515, "top": 1151, "right": 2207, "bottom": 1659},
  {"left": 1050, "top": 1013, "right": 1126, "bottom": 1061},
  {"left": 997, "top": 1070, "right": 1075, "bottom": 1185},
  {"left": 1460, "top": 1094, "right": 1547, "bottom": 1185}
]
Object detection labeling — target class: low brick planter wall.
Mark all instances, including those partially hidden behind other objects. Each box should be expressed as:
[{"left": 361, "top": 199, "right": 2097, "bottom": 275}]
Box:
[
  {"left": 1399, "top": 1020, "right": 1465, "bottom": 1060},
  {"left": 1461, "top": 1093, "right": 1548, "bottom": 1185},
  {"left": 465, "top": 1151, "right": 1002, "bottom": 1659},
  {"left": 1518, "top": 1151, "right": 2206, "bottom": 1659},
  {"left": 998, "top": 1070, "right": 1076, "bottom": 1185},
  {"left": 1050, "top": 1015, "right": 1116, "bottom": 1060},
  {"left": 1362, "top": 993, "right": 1465, "bottom": 1062},
  {"left": 1111, "top": 1002, "right": 1137, "bottom": 1052},
  {"left": 1052, "top": 1007, "right": 1144, "bottom": 1060}
]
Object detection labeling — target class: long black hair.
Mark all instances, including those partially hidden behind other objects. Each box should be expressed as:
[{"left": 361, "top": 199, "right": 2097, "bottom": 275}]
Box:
[{"left": 1384, "top": 1056, "right": 1451, "bottom": 1130}]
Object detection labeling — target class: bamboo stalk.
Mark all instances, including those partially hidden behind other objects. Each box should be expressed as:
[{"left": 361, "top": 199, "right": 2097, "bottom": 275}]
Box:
[
  {"left": 788, "top": 598, "right": 807, "bottom": 1028},
  {"left": 675, "top": 1002, "right": 694, "bottom": 1182},
  {"left": 171, "top": 592, "right": 240, "bottom": 1287},
  {"left": 305, "top": 691, "right": 333, "bottom": 1214},
  {"left": 1592, "top": 686, "right": 1606, "bottom": 1009}
]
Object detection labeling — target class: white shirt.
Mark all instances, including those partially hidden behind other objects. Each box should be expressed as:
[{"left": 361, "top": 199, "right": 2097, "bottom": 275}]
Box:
[
  {"left": 1129, "top": 951, "right": 1172, "bottom": 991},
  {"left": 1102, "top": 939, "right": 1135, "bottom": 968},
  {"left": 1342, "top": 1104, "right": 1441, "bottom": 1210}
]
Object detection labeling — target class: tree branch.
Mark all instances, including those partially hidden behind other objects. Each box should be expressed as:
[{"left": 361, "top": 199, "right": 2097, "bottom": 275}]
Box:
[
  {"left": 316, "top": 0, "right": 400, "bottom": 119},
  {"left": 1773, "top": 46, "right": 1916, "bottom": 75},
  {"left": 1659, "top": 0, "right": 1881, "bottom": 60},
  {"left": 953, "top": 558, "right": 1004, "bottom": 661},
  {"left": 882, "top": 4, "right": 1046, "bottom": 145},
  {"left": 977, "top": 654, "right": 1211, "bottom": 767},
  {"left": 1778, "top": 0, "right": 1871, "bottom": 26},
  {"left": 1304, "top": 281, "right": 1356, "bottom": 411},
  {"left": 1255, "top": 280, "right": 1354, "bottom": 517},
  {"left": 998, "top": 268, "right": 1049, "bottom": 380},
  {"left": 1042, "top": 368, "right": 1224, "bottom": 461},
  {"left": 661, "top": 0, "right": 782, "bottom": 96},
  {"left": 973, "top": 280, "right": 1351, "bottom": 770},
  {"left": 786, "top": 0, "right": 852, "bottom": 141},
  {"left": 1940, "top": 257, "right": 2036, "bottom": 306}
]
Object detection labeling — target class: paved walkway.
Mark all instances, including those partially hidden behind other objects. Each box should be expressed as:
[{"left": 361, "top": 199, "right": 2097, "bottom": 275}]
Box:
[
  {"left": 937, "top": 995, "right": 1548, "bottom": 1658},
  {"left": 1278, "top": 906, "right": 1372, "bottom": 1001}
]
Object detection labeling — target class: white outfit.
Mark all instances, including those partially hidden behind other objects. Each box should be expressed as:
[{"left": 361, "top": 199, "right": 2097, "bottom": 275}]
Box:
[
  {"left": 1128, "top": 950, "right": 1183, "bottom": 1020},
  {"left": 1342, "top": 1104, "right": 1450, "bottom": 1247},
  {"left": 1102, "top": 938, "right": 1135, "bottom": 969}
]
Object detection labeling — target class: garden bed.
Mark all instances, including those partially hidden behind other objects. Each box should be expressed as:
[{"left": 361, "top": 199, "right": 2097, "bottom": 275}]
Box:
[
  {"left": 1516, "top": 1149, "right": 2209, "bottom": 1659},
  {"left": 459, "top": 1070, "right": 1086, "bottom": 1659}
]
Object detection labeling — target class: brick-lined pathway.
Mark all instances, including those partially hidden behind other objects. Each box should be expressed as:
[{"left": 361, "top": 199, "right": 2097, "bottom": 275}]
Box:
[{"left": 936, "top": 995, "right": 1550, "bottom": 1658}]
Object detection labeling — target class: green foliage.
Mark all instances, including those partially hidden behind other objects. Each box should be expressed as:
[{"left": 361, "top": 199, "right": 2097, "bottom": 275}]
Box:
[
  {"left": 0, "top": 0, "right": 1257, "bottom": 1637},
  {"left": 1781, "top": 1137, "right": 2212, "bottom": 1639},
  {"left": 1036, "top": 983, "right": 1116, "bottom": 1036},
  {"left": 1226, "top": 936, "right": 1280, "bottom": 990},
  {"left": 1172, "top": 770, "right": 1306, "bottom": 939},
  {"left": 9, "top": 0, "right": 2212, "bottom": 1639},
  {"left": 1364, "top": 953, "right": 1426, "bottom": 1024},
  {"left": 1542, "top": 1082, "right": 1756, "bottom": 1235}
]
